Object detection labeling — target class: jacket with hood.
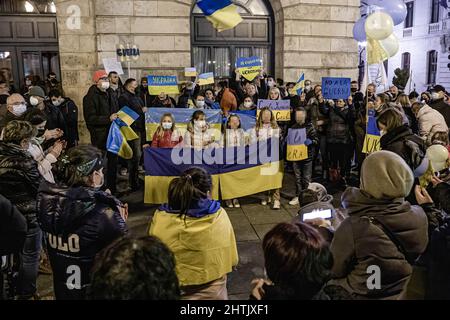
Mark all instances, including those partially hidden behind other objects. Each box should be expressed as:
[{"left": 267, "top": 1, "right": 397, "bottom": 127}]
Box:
[
  {"left": 149, "top": 199, "right": 238, "bottom": 287},
  {"left": 82, "top": 85, "right": 119, "bottom": 150},
  {"left": 380, "top": 124, "right": 427, "bottom": 171},
  {"left": 37, "top": 181, "right": 127, "bottom": 300},
  {"left": 416, "top": 104, "right": 448, "bottom": 145},
  {"left": 329, "top": 151, "right": 429, "bottom": 299},
  {"left": 0, "top": 141, "right": 41, "bottom": 229}
]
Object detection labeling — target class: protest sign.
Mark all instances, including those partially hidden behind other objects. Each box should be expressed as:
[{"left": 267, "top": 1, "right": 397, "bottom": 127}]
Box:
[
  {"left": 286, "top": 128, "right": 308, "bottom": 161},
  {"left": 198, "top": 72, "right": 215, "bottom": 86},
  {"left": 102, "top": 57, "right": 124, "bottom": 75},
  {"left": 322, "top": 77, "right": 351, "bottom": 100},
  {"left": 236, "top": 56, "right": 262, "bottom": 81},
  {"left": 147, "top": 76, "right": 179, "bottom": 95},
  {"left": 185, "top": 67, "right": 197, "bottom": 77},
  {"left": 257, "top": 99, "right": 291, "bottom": 121}
]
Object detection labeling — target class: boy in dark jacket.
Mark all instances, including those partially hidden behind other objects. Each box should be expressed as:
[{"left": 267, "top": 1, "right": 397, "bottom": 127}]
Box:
[
  {"left": 288, "top": 107, "right": 318, "bottom": 206},
  {"left": 49, "top": 89, "right": 79, "bottom": 148}
]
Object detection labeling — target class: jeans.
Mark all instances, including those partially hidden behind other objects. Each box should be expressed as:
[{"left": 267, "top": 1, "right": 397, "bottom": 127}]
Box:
[
  {"left": 128, "top": 133, "right": 142, "bottom": 189},
  {"left": 292, "top": 159, "right": 313, "bottom": 197},
  {"left": 16, "top": 226, "right": 42, "bottom": 298}
]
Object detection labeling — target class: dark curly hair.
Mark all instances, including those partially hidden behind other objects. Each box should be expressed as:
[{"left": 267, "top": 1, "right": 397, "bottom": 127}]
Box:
[
  {"left": 87, "top": 236, "right": 180, "bottom": 300},
  {"left": 262, "top": 221, "right": 333, "bottom": 300}
]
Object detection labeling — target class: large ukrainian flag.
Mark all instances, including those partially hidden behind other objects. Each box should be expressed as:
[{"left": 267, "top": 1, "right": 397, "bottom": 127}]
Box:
[
  {"left": 197, "top": 0, "right": 242, "bottom": 32},
  {"left": 144, "top": 139, "right": 283, "bottom": 204}
]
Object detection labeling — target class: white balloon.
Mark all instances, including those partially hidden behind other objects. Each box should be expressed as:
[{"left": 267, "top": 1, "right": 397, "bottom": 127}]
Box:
[
  {"left": 379, "top": 34, "right": 399, "bottom": 58},
  {"left": 365, "top": 11, "right": 394, "bottom": 40}
]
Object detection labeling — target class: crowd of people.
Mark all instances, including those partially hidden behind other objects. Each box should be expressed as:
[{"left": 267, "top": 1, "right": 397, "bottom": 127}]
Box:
[{"left": 0, "top": 66, "right": 450, "bottom": 300}]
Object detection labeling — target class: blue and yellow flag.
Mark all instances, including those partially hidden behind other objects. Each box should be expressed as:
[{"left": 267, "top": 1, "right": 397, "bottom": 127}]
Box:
[
  {"left": 107, "top": 107, "right": 139, "bottom": 159},
  {"left": 291, "top": 73, "right": 305, "bottom": 96},
  {"left": 198, "top": 72, "right": 215, "bottom": 86},
  {"left": 363, "top": 109, "right": 381, "bottom": 154},
  {"left": 197, "top": 0, "right": 242, "bottom": 32}
]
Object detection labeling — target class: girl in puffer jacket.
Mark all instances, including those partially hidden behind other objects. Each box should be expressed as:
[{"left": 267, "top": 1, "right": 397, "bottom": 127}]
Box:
[{"left": 37, "top": 145, "right": 127, "bottom": 300}]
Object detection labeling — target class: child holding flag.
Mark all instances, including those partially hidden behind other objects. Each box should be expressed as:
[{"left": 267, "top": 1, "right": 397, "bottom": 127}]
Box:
[
  {"left": 150, "top": 113, "right": 183, "bottom": 148},
  {"left": 287, "top": 107, "right": 318, "bottom": 206}
]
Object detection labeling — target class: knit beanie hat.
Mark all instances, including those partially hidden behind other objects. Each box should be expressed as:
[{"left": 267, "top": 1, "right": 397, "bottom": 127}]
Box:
[
  {"left": 92, "top": 70, "right": 108, "bottom": 83},
  {"left": 29, "top": 85, "right": 45, "bottom": 98},
  {"left": 360, "top": 150, "right": 414, "bottom": 199}
]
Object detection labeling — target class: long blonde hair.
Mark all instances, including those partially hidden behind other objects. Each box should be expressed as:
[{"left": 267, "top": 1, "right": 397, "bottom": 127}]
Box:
[
  {"left": 267, "top": 87, "right": 281, "bottom": 100},
  {"left": 256, "top": 107, "right": 278, "bottom": 131},
  {"left": 155, "top": 113, "right": 176, "bottom": 139}
]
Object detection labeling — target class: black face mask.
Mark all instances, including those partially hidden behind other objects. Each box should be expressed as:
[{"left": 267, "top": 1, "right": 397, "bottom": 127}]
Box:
[
  {"left": 351, "top": 88, "right": 357, "bottom": 93},
  {"left": 37, "top": 128, "right": 45, "bottom": 137}
]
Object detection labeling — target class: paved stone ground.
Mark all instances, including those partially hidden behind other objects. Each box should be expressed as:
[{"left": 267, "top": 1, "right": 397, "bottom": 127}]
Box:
[{"left": 37, "top": 170, "right": 347, "bottom": 300}]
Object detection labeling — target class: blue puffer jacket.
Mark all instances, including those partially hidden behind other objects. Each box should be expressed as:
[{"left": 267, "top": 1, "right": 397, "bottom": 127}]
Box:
[{"left": 37, "top": 181, "right": 127, "bottom": 300}]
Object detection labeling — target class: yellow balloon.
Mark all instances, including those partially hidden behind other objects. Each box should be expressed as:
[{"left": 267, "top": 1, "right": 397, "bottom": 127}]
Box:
[
  {"left": 379, "top": 34, "right": 399, "bottom": 58},
  {"left": 367, "top": 38, "right": 389, "bottom": 65},
  {"left": 365, "top": 11, "right": 394, "bottom": 40}
]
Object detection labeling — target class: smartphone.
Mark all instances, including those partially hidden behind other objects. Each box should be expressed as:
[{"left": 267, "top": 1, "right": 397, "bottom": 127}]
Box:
[{"left": 302, "top": 209, "right": 332, "bottom": 221}]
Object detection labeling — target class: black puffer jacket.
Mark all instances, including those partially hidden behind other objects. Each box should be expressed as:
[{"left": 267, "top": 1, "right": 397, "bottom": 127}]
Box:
[
  {"left": 57, "top": 98, "right": 79, "bottom": 148},
  {"left": 118, "top": 89, "right": 145, "bottom": 134},
  {"left": 37, "top": 181, "right": 127, "bottom": 300},
  {"left": 321, "top": 105, "right": 354, "bottom": 144},
  {"left": 379, "top": 125, "right": 426, "bottom": 170},
  {"left": 83, "top": 85, "right": 119, "bottom": 150},
  {"left": 0, "top": 193, "right": 27, "bottom": 255},
  {"left": 0, "top": 141, "right": 41, "bottom": 229}
]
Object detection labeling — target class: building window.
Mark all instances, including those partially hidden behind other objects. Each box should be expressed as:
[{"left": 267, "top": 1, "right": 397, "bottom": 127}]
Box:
[
  {"left": 402, "top": 52, "right": 411, "bottom": 73},
  {"left": 430, "top": 0, "right": 440, "bottom": 23},
  {"left": 404, "top": 2, "right": 414, "bottom": 28},
  {"left": 191, "top": 0, "right": 274, "bottom": 78},
  {"left": 0, "top": 0, "right": 56, "bottom": 14},
  {"left": 427, "top": 50, "right": 438, "bottom": 85}
]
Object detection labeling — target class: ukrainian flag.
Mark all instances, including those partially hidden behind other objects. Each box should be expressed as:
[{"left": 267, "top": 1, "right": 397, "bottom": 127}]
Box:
[
  {"left": 286, "top": 128, "right": 308, "bottom": 161},
  {"left": 292, "top": 73, "right": 305, "bottom": 96},
  {"left": 363, "top": 109, "right": 381, "bottom": 154},
  {"left": 197, "top": 0, "right": 242, "bottom": 32},
  {"left": 107, "top": 107, "right": 139, "bottom": 159},
  {"left": 198, "top": 72, "right": 215, "bottom": 86}
]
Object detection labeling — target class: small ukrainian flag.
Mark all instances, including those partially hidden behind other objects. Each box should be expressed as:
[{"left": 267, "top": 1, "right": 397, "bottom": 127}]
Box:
[
  {"left": 197, "top": 0, "right": 243, "bottom": 32},
  {"left": 107, "top": 106, "right": 139, "bottom": 159},
  {"left": 293, "top": 73, "right": 305, "bottom": 96}
]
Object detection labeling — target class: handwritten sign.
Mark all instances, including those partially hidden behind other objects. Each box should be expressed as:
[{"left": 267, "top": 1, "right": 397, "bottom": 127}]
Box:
[
  {"left": 322, "top": 77, "right": 351, "bottom": 100},
  {"left": 257, "top": 99, "right": 291, "bottom": 121},
  {"left": 147, "top": 76, "right": 179, "bottom": 95},
  {"left": 363, "top": 109, "right": 381, "bottom": 154},
  {"left": 286, "top": 128, "right": 308, "bottom": 161},
  {"left": 198, "top": 72, "right": 214, "bottom": 86},
  {"left": 236, "top": 56, "right": 262, "bottom": 81},
  {"left": 102, "top": 58, "right": 124, "bottom": 75},
  {"left": 185, "top": 67, "right": 197, "bottom": 77}
]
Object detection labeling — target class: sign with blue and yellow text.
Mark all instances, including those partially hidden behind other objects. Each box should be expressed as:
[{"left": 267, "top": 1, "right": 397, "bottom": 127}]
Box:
[
  {"left": 257, "top": 99, "right": 291, "bottom": 121},
  {"left": 148, "top": 76, "right": 179, "bottom": 95},
  {"left": 236, "top": 56, "right": 262, "bottom": 81},
  {"left": 322, "top": 77, "right": 351, "bottom": 100}
]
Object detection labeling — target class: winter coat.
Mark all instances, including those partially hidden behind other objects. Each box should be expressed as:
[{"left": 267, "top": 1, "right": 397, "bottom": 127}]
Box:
[
  {"left": 329, "top": 187, "right": 428, "bottom": 299},
  {"left": 151, "top": 96, "right": 177, "bottom": 108},
  {"left": 118, "top": 89, "right": 145, "bottom": 134},
  {"left": 151, "top": 130, "right": 183, "bottom": 148},
  {"left": 0, "top": 193, "right": 27, "bottom": 256},
  {"left": 57, "top": 98, "right": 79, "bottom": 148},
  {"left": 0, "top": 110, "right": 27, "bottom": 133},
  {"left": 83, "top": 85, "right": 119, "bottom": 150},
  {"left": 42, "top": 103, "right": 68, "bottom": 137},
  {"left": 37, "top": 181, "right": 127, "bottom": 300},
  {"left": 149, "top": 199, "right": 238, "bottom": 287},
  {"left": 0, "top": 141, "right": 41, "bottom": 229},
  {"left": 139, "top": 86, "right": 154, "bottom": 108},
  {"left": 431, "top": 182, "right": 450, "bottom": 215},
  {"left": 379, "top": 125, "right": 427, "bottom": 171},
  {"left": 321, "top": 105, "right": 355, "bottom": 144},
  {"left": 430, "top": 98, "right": 450, "bottom": 128},
  {"left": 416, "top": 104, "right": 448, "bottom": 145},
  {"left": 219, "top": 88, "right": 238, "bottom": 115}
]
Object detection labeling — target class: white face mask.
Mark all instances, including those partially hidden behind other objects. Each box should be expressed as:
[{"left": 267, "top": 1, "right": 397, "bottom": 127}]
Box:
[
  {"left": 162, "top": 122, "right": 172, "bottom": 130},
  {"left": 194, "top": 120, "right": 206, "bottom": 129},
  {"left": 29, "top": 96, "right": 39, "bottom": 106},
  {"left": 52, "top": 99, "right": 62, "bottom": 107},
  {"left": 12, "top": 103, "right": 27, "bottom": 116},
  {"left": 196, "top": 100, "right": 205, "bottom": 108},
  {"left": 93, "top": 171, "right": 104, "bottom": 189},
  {"left": 244, "top": 101, "right": 253, "bottom": 108},
  {"left": 267, "top": 80, "right": 275, "bottom": 87},
  {"left": 101, "top": 81, "right": 110, "bottom": 90},
  {"left": 380, "top": 130, "right": 386, "bottom": 136},
  {"left": 305, "top": 85, "right": 312, "bottom": 92},
  {"left": 25, "top": 80, "right": 32, "bottom": 86}
]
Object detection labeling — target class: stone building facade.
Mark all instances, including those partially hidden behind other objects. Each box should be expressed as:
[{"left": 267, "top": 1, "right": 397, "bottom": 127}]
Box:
[{"left": 54, "top": 0, "right": 360, "bottom": 142}]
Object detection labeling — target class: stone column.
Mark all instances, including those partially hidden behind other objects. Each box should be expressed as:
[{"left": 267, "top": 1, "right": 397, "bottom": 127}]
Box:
[{"left": 55, "top": 0, "right": 97, "bottom": 144}]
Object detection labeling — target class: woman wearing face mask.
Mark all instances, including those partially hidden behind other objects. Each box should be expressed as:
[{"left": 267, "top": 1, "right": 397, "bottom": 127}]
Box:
[
  {"left": 373, "top": 93, "right": 390, "bottom": 115},
  {"left": 25, "top": 110, "right": 65, "bottom": 183},
  {"left": 421, "top": 92, "right": 432, "bottom": 105},
  {"left": 184, "top": 110, "right": 216, "bottom": 148},
  {"left": 239, "top": 95, "right": 256, "bottom": 111},
  {"left": 150, "top": 113, "right": 183, "bottom": 148},
  {"left": 193, "top": 93, "right": 207, "bottom": 109},
  {"left": 37, "top": 145, "right": 128, "bottom": 300},
  {"left": 0, "top": 120, "right": 42, "bottom": 299}
]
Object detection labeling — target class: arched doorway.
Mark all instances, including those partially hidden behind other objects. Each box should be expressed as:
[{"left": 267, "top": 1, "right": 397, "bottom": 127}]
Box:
[{"left": 191, "top": 0, "right": 275, "bottom": 78}]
